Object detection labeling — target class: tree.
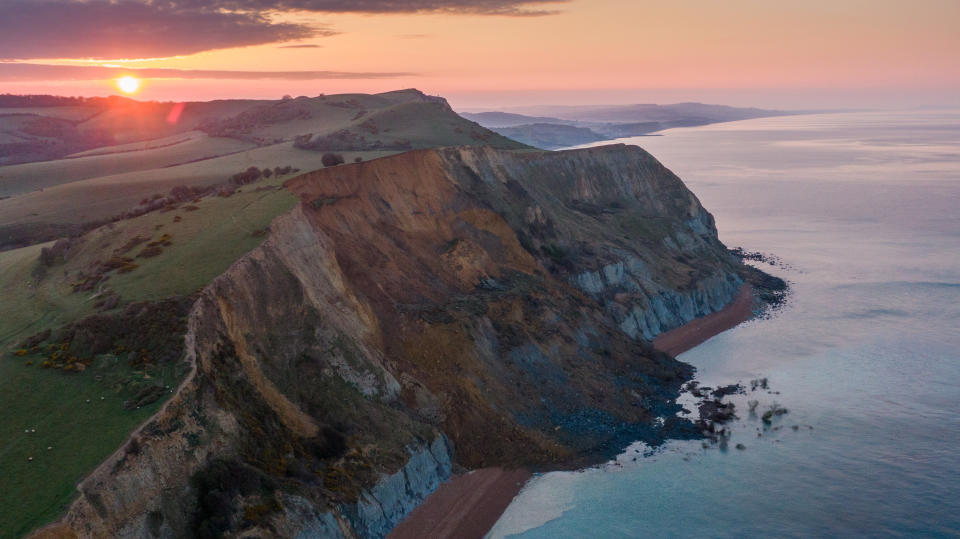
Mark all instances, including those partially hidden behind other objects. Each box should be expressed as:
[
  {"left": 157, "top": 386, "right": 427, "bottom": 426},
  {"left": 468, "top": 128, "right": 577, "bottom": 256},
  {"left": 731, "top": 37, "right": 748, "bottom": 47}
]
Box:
[{"left": 321, "top": 153, "right": 345, "bottom": 167}]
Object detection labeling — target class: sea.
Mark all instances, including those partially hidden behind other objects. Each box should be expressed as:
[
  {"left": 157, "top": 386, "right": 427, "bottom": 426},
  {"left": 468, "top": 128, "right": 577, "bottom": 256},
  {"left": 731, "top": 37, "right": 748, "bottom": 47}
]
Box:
[{"left": 489, "top": 110, "right": 960, "bottom": 538}]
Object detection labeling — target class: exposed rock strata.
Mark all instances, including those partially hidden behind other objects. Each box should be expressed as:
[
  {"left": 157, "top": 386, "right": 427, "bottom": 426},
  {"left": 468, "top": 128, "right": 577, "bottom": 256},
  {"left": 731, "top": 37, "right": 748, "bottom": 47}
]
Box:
[{"left": 38, "top": 144, "right": 755, "bottom": 538}]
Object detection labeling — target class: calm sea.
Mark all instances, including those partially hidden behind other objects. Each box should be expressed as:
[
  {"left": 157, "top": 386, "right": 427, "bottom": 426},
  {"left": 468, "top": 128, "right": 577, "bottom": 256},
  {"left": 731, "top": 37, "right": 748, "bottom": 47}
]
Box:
[{"left": 490, "top": 110, "right": 960, "bottom": 538}]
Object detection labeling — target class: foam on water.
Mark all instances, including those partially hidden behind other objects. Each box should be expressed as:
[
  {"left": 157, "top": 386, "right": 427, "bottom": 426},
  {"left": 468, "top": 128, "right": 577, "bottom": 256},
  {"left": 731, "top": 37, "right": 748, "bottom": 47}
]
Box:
[{"left": 491, "top": 110, "right": 960, "bottom": 538}]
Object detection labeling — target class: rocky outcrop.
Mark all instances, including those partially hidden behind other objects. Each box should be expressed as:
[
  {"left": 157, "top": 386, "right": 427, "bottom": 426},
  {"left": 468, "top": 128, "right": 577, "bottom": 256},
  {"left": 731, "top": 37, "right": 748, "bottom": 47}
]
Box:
[{"left": 39, "top": 144, "right": 755, "bottom": 538}]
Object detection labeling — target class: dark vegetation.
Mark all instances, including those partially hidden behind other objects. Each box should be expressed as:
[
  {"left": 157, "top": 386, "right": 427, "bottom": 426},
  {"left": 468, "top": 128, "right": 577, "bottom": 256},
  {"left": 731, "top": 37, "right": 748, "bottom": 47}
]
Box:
[
  {"left": 12, "top": 296, "right": 194, "bottom": 372},
  {"left": 191, "top": 458, "right": 281, "bottom": 538},
  {"left": 321, "top": 153, "right": 345, "bottom": 167}
]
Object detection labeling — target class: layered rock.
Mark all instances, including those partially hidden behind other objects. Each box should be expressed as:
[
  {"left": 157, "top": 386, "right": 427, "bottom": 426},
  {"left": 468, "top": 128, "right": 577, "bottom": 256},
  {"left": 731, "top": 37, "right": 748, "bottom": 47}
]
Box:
[{"left": 39, "top": 144, "right": 754, "bottom": 538}]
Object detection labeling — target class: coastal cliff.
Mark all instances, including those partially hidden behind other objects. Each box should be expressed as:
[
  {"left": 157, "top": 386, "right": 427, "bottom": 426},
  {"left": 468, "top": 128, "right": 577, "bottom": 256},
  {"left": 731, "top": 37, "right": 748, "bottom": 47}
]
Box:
[{"left": 38, "top": 145, "right": 756, "bottom": 538}]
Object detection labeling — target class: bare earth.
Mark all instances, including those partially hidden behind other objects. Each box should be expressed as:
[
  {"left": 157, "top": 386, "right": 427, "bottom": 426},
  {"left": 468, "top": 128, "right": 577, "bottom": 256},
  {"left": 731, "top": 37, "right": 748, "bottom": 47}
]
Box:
[
  {"left": 654, "top": 284, "right": 755, "bottom": 356},
  {"left": 388, "top": 468, "right": 531, "bottom": 539}
]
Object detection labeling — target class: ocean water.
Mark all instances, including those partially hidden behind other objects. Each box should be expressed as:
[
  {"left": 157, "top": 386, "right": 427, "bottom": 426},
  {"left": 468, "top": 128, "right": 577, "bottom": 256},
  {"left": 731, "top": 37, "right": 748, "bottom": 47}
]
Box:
[{"left": 490, "top": 111, "right": 960, "bottom": 538}]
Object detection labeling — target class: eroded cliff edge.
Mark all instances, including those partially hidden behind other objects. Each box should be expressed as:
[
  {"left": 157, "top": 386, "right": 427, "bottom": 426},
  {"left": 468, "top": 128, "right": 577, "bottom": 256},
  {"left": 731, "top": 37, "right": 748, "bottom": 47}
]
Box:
[{"left": 42, "top": 144, "right": 758, "bottom": 538}]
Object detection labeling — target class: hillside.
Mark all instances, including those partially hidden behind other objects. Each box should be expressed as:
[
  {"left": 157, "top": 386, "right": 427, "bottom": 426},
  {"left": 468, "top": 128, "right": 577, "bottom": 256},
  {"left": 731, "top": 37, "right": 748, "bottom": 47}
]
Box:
[
  {"left": 18, "top": 144, "right": 777, "bottom": 538},
  {"left": 459, "top": 111, "right": 572, "bottom": 128},
  {"left": 0, "top": 89, "right": 524, "bottom": 250},
  {"left": 492, "top": 123, "right": 606, "bottom": 149}
]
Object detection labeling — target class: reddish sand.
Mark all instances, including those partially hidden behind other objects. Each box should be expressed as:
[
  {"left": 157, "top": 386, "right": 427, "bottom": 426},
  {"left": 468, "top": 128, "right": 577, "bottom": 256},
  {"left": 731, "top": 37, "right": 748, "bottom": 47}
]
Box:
[
  {"left": 653, "top": 284, "right": 755, "bottom": 356},
  {"left": 388, "top": 468, "right": 531, "bottom": 539}
]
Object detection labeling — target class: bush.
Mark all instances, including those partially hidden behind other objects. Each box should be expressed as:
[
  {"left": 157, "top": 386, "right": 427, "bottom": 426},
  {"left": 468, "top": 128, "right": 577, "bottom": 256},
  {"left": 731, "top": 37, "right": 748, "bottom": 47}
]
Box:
[
  {"left": 229, "top": 166, "right": 262, "bottom": 186},
  {"left": 321, "top": 153, "right": 345, "bottom": 167}
]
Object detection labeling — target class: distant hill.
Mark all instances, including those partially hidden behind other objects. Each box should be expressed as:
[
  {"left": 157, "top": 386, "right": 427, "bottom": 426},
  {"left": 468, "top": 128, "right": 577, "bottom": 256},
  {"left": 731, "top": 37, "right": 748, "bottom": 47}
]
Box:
[
  {"left": 0, "top": 89, "right": 524, "bottom": 167},
  {"left": 492, "top": 123, "right": 605, "bottom": 149},
  {"left": 459, "top": 111, "right": 573, "bottom": 128},
  {"left": 496, "top": 102, "right": 787, "bottom": 124},
  {"left": 460, "top": 102, "right": 792, "bottom": 149}
]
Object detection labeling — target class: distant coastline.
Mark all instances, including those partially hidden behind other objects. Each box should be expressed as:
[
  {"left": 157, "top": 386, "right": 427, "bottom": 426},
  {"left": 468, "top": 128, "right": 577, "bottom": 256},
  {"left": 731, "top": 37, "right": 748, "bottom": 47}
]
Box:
[{"left": 460, "top": 103, "right": 799, "bottom": 150}]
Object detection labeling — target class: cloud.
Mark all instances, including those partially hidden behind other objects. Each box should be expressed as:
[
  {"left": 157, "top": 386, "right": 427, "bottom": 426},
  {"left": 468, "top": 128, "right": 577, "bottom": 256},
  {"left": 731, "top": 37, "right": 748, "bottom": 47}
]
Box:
[
  {"left": 277, "top": 44, "right": 324, "bottom": 49},
  {"left": 170, "top": 0, "right": 566, "bottom": 16},
  {"left": 0, "top": 1, "right": 566, "bottom": 60},
  {"left": 0, "top": 1, "right": 322, "bottom": 60},
  {"left": 0, "top": 63, "right": 415, "bottom": 81}
]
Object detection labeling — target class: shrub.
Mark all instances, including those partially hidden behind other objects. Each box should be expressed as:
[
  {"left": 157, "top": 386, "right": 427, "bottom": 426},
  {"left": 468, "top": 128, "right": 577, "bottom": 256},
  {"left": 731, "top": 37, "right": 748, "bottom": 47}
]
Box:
[
  {"left": 229, "top": 166, "right": 262, "bottom": 186},
  {"left": 321, "top": 153, "right": 345, "bottom": 167},
  {"left": 39, "top": 247, "right": 56, "bottom": 267},
  {"left": 137, "top": 246, "right": 164, "bottom": 258}
]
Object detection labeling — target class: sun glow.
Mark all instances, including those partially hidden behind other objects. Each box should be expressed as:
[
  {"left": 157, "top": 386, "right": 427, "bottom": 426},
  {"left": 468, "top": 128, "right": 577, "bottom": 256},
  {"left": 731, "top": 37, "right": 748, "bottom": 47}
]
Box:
[{"left": 115, "top": 76, "right": 141, "bottom": 94}]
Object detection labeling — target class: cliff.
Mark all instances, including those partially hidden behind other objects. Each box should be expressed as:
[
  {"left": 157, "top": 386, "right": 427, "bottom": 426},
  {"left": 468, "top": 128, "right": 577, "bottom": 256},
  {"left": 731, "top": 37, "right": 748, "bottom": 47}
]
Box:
[{"left": 37, "top": 144, "right": 753, "bottom": 538}]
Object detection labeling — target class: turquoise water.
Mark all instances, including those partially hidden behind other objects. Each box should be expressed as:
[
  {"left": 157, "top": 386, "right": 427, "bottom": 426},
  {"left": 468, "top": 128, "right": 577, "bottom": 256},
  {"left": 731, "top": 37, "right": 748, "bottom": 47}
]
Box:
[{"left": 490, "top": 111, "right": 960, "bottom": 538}]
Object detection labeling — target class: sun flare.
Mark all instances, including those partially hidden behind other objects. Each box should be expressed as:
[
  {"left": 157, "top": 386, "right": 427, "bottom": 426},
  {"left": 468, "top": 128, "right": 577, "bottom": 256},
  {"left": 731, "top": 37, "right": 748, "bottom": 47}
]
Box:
[{"left": 115, "top": 76, "right": 141, "bottom": 94}]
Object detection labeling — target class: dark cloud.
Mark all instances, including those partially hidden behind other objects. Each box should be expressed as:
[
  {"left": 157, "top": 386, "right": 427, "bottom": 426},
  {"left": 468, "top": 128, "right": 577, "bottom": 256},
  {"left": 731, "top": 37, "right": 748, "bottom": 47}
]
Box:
[
  {"left": 0, "top": 1, "right": 322, "bottom": 60},
  {"left": 0, "top": 63, "right": 415, "bottom": 81},
  {"left": 0, "top": 0, "right": 566, "bottom": 60}
]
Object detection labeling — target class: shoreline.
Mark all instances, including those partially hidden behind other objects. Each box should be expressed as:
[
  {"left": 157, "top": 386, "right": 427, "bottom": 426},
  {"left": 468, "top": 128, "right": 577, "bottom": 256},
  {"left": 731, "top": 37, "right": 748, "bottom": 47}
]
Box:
[
  {"left": 653, "top": 284, "right": 755, "bottom": 356},
  {"left": 388, "top": 284, "right": 755, "bottom": 538},
  {"left": 388, "top": 468, "right": 531, "bottom": 539}
]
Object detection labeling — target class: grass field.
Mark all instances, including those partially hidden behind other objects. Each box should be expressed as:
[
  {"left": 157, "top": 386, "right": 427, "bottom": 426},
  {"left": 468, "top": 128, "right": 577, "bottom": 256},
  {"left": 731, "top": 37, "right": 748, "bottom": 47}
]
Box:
[
  {"left": 0, "top": 144, "right": 394, "bottom": 229},
  {"left": 0, "top": 357, "right": 184, "bottom": 538},
  {"left": 0, "top": 133, "right": 255, "bottom": 197},
  {"left": 0, "top": 173, "right": 298, "bottom": 537},
  {"left": 66, "top": 131, "right": 214, "bottom": 158}
]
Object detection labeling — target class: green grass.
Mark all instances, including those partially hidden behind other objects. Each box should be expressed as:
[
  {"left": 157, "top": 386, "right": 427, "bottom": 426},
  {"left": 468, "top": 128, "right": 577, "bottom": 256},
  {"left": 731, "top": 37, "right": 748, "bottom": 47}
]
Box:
[
  {"left": 0, "top": 175, "right": 297, "bottom": 344},
  {"left": 0, "top": 132, "right": 255, "bottom": 197},
  {"left": 103, "top": 178, "right": 298, "bottom": 302},
  {"left": 0, "top": 357, "right": 183, "bottom": 538},
  {"left": 0, "top": 144, "right": 391, "bottom": 229},
  {"left": 0, "top": 175, "right": 298, "bottom": 537}
]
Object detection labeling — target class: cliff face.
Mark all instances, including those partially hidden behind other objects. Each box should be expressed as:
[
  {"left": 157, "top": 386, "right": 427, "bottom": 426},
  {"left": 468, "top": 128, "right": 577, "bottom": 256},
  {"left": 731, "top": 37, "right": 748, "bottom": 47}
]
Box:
[{"left": 42, "top": 145, "right": 750, "bottom": 538}]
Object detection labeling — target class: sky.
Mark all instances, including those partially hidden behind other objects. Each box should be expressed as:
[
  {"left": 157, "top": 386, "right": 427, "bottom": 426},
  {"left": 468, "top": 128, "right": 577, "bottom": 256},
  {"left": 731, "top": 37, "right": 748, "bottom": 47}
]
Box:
[{"left": 1, "top": 0, "right": 958, "bottom": 109}]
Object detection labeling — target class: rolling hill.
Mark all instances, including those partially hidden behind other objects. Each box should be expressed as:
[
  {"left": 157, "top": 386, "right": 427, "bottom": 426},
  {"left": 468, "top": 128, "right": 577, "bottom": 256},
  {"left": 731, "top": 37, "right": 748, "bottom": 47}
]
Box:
[{"left": 0, "top": 89, "right": 526, "bottom": 250}]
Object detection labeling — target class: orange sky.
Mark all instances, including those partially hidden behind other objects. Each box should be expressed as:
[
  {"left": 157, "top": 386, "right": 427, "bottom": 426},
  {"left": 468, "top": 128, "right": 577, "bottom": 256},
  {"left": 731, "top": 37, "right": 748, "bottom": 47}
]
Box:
[{"left": 3, "top": 0, "right": 959, "bottom": 108}]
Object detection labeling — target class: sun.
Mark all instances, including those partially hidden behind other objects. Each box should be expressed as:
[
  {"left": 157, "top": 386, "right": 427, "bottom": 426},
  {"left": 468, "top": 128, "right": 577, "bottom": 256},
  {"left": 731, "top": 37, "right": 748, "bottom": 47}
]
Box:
[{"left": 115, "top": 76, "right": 141, "bottom": 94}]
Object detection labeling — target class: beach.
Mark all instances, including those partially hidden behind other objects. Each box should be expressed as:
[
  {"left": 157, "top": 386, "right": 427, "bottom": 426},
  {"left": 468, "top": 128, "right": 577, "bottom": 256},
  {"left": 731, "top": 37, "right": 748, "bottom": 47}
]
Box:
[
  {"left": 388, "top": 468, "right": 531, "bottom": 539},
  {"left": 653, "top": 284, "right": 755, "bottom": 356}
]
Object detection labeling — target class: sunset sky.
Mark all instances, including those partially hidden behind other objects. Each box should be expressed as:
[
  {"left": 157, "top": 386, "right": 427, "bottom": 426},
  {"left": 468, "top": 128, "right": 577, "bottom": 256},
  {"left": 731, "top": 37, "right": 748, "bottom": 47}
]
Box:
[{"left": 1, "top": 0, "right": 958, "bottom": 109}]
